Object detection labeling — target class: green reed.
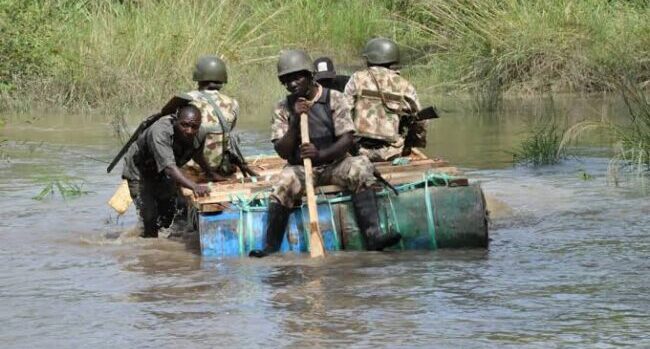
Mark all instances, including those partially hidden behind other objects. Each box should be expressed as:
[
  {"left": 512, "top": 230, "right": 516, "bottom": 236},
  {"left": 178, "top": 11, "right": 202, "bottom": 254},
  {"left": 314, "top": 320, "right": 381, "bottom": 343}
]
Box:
[
  {"left": 32, "top": 176, "right": 91, "bottom": 201},
  {"left": 560, "top": 75, "right": 650, "bottom": 173},
  {"left": 513, "top": 122, "right": 566, "bottom": 166}
]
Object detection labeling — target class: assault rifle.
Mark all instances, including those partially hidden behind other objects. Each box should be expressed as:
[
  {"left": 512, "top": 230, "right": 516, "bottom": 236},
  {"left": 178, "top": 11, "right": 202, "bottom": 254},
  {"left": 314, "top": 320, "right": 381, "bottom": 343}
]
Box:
[
  {"left": 106, "top": 95, "right": 191, "bottom": 173},
  {"left": 398, "top": 106, "right": 439, "bottom": 132},
  {"left": 224, "top": 133, "right": 259, "bottom": 178}
]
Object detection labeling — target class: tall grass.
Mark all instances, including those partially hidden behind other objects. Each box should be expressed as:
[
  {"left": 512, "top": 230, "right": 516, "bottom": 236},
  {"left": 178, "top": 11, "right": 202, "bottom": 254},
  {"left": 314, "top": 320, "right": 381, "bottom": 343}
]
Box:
[
  {"left": 402, "top": 0, "right": 650, "bottom": 111},
  {"left": 560, "top": 75, "right": 650, "bottom": 172},
  {"left": 2, "top": 0, "right": 392, "bottom": 112},
  {"left": 1, "top": 0, "right": 649, "bottom": 113},
  {"left": 513, "top": 123, "right": 566, "bottom": 166},
  {"left": 511, "top": 99, "right": 567, "bottom": 166}
]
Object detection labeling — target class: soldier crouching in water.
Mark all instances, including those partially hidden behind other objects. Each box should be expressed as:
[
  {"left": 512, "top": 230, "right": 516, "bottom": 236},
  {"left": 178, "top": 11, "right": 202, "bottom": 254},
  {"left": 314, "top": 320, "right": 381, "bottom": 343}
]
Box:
[
  {"left": 181, "top": 55, "right": 239, "bottom": 178},
  {"left": 345, "top": 38, "right": 428, "bottom": 161},
  {"left": 121, "top": 105, "right": 217, "bottom": 238},
  {"left": 249, "top": 50, "right": 402, "bottom": 258}
]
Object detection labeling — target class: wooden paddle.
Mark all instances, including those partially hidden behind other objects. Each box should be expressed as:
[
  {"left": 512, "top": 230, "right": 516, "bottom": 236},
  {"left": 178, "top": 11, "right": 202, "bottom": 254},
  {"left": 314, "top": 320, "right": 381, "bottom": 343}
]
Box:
[{"left": 300, "top": 112, "right": 325, "bottom": 258}]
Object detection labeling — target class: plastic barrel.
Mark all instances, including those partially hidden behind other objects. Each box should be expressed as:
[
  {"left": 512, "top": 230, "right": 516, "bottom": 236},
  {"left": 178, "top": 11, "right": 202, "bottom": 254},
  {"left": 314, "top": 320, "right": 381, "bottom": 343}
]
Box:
[{"left": 198, "top": 184, "right": 488, "bottom": 257}]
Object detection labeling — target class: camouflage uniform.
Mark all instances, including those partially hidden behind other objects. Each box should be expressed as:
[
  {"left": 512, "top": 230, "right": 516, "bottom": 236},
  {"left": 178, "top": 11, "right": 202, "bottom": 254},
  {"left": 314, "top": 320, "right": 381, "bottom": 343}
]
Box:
[
  {"left": 184, "top": 89, "right": 239, "bottom": 170},
  {"left": 270, "top": 87, "right": 377, "bottom": 207},
  {"left": 344, "top": 66, "right": 426, "bottom": 161}
]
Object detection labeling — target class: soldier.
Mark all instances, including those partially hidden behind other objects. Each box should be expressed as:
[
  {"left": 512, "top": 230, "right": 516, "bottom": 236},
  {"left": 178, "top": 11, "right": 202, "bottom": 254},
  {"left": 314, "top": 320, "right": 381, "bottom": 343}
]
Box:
[
  {"left": 313, "top": 56, "right": 350, "bottom": 93},
  {"left": 182, "top": 55, "right": 240, "bottom": 177},
  {"left": 249, "top": 49, "right": 401, "bottom": 258},
  {"left": 344, "top": 38, "right": 428, "bottom": 161},
  {"left": 122, "top": 105, "right": 216, "bottom": 238}
]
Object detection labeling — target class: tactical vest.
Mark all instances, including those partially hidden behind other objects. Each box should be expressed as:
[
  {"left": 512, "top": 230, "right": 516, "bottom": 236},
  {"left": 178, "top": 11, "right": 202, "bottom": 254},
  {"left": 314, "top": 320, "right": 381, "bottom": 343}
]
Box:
[
  {"left": 287, "top": 88, "right": 336, "bottom": 166},
  {"left": 352, "top": 69, "right": 408, "bottom": 143}
]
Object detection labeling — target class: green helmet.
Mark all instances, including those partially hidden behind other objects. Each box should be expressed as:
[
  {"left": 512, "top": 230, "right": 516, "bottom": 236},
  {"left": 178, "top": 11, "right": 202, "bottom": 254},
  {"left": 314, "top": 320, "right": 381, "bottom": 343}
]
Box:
[
  {"left": 277, "top": 49, "right": 313, "bottom": 77},
  {"left": 192, "top": 55, "right": 228, "bottom": 83},
  {"left": 362, "top": 38, "right": 400, "bottom": 65}
]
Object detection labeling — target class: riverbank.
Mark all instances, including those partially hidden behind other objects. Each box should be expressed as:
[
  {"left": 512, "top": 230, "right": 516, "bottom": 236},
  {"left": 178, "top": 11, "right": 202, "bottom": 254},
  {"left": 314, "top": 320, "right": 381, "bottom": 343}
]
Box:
[{"left": 1, "top": 0, "right": 649, "bottom": 114}]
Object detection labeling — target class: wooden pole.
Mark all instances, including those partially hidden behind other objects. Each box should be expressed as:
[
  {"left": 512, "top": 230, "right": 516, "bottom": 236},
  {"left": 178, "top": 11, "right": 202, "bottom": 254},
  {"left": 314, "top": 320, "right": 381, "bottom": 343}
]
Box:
[{"left": 300, "top": 112, "right": 325, "bottom": 258}]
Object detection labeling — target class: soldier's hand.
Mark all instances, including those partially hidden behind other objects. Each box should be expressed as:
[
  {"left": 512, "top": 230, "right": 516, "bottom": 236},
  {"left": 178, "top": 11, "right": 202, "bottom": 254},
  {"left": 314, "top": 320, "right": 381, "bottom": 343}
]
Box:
[
  {"left": 193, "top": 184, "right": 211, "bottom": 197},
  {"left": 299, "top": 143, "right": 320, "bottom": 161},
  {"left": 293, "top": 97, "right": 312, "bottom": 115}
]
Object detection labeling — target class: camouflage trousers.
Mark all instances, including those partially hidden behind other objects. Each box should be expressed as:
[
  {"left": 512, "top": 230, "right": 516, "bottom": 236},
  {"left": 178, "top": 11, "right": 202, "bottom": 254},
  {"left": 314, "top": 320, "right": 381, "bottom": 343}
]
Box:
[
  {"left": 270, "top": 155, "right": 377, "bottom": 208},
  {"left": 359, "top": 144, "right": 404, "bottom": 162}
]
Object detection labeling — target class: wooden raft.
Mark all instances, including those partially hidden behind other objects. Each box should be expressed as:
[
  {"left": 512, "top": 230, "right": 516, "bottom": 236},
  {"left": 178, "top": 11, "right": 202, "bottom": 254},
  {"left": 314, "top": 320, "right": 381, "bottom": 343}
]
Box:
[{"left": 181, "top": 149, "right": 466, "bottom": 213}]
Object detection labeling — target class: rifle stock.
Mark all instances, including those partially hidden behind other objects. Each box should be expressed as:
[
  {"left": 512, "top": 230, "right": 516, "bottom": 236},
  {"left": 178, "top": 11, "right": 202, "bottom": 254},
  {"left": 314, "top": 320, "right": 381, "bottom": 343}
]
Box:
[
  {"left": 106, "top": 112, "right": 162, "bottom": 173},
  {"left": 413, "top": 106, "right": 439, "bottom": 122},
  {"left": 106, "top": 95, "right": 191, "bottom": 173}
]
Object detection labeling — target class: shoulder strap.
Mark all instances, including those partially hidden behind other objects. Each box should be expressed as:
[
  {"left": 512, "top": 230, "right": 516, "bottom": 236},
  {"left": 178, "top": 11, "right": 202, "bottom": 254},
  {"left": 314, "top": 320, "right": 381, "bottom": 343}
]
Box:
[
  {"left": 200, "top": 91, "right": 231, "bottom": 134},
  {"left": 367, "top": 68, "right": 403, "bottom": 114}
]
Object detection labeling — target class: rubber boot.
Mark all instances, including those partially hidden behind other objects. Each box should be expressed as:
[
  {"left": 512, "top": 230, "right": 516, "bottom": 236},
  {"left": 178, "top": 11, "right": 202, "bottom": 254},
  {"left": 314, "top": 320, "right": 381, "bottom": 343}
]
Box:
[
  {"left": 352, "top": 189, "right": 402, "bottom": 251},
  {"left": 249, "top": 202, "right": 292, "bottom": 258}
]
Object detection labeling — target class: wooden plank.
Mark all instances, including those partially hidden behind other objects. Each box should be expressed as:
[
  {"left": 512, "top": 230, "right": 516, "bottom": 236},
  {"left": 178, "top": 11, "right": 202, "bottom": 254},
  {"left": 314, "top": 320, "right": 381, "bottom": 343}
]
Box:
[
  {"left": 300, "top": 112, "right": 325, "bottom": 258},
  {"left": 187, "top": 160, "right": 448, "bottom": 193},
  {"left": 200, "top": 202, "right": 231, "bottom": 212},
  {"left": 182, "top": 149, "right": 466, "bottom": 212},
  {"left": 185, "top": 166, "right": 464, "bottom": 205}
]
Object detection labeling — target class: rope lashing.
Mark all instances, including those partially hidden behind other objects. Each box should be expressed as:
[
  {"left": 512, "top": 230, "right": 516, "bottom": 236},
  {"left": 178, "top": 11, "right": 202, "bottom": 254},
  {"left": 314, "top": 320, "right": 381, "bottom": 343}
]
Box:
[
  {"left": 423, "top": 172, "right": 438, "bottom": 249},
  {"left": 318, "top": 187, "right": 340, "bottom": 250}
]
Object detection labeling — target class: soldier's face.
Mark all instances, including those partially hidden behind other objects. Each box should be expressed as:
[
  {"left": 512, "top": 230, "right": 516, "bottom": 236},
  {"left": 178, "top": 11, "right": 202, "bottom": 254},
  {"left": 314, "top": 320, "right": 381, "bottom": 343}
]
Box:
[
  {"left": 175, "top": 112, "right": 202, "bottom": 143},
  {"left": 279, "top": 71, "right": 312, "bottom": 97}
]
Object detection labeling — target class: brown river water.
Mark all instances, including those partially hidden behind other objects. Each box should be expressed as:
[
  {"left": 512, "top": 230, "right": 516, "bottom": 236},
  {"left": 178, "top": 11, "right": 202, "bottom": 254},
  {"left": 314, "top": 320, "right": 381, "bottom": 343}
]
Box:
[{"left": 0, "top": 95, "right": 648, "bottom": 348}]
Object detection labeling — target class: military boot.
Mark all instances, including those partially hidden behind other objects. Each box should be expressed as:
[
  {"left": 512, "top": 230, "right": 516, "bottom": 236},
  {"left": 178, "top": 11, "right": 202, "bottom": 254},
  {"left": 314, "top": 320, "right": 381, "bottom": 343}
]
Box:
[
  {"left": 352, "top": 189, "right": 402, "bottom": 251},
  {"left": 249, "top": 202, "right": 292, "bottom": 258}
]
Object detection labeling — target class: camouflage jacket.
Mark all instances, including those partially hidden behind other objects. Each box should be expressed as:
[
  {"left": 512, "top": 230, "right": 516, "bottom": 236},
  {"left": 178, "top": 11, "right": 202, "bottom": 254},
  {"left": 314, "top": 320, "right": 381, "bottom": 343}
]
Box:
[
  {"left": 344, "top": 66, "right": 427, "bottom": 160},
  {"left": 185, "top": 89, "right": 239, "bottom": 168},
  {"left": 271, "top": 85, "right": 355, "bottom": 165}
]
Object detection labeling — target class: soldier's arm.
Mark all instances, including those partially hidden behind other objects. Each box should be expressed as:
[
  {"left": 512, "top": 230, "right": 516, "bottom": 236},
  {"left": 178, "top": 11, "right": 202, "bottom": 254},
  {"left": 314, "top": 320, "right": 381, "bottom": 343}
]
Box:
[
  {"left": 274, "top": 117, "right": 300, "bottom": 160},
  {"left": 148, "top": 125, "right": 210, "bottom": 196},
  {"left": 307, "top": 131, "right": 353, "bottom": 164},
  {"left": 230, "top": 99, "right": 240, "bottom": 130},
  {"left": 164, "top": 165, "right": 210, "bottom": 196},
  {"left": 272, "top": 101, "right": 300, "bottom": 160},
  {"left": 343, "top": 74, "right": 357, "bottom": 110}
]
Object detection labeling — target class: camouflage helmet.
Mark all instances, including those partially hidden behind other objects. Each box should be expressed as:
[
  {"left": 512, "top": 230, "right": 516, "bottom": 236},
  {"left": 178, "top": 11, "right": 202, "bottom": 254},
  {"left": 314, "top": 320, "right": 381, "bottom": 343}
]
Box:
[
  {"left": 362, "top": 38, "right": 400, "bottom": 65},
  {"left": 192, "top": 55, "right": 228, "bottom": 83},
  {"left": 277, "top": 49, "right": 313, "bottom": 77}
]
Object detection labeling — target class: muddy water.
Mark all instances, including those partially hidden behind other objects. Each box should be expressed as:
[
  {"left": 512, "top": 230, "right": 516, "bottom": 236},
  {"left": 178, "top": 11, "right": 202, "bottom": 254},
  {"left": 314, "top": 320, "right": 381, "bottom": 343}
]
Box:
[{"left": 1, "top": 96, "right": 648, "bottom": 348}]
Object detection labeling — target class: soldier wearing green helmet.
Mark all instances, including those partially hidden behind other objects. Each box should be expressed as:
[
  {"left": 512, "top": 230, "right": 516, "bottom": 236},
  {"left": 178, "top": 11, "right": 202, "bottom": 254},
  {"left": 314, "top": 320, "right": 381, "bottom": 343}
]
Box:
[
  {"left": 345, "top": 37, "right": 429, "bottom": 161},
  {"left": 182, "top": 55, "right": 240, "bottom": 179},
  {"left": 249, "top": 49, "right": 402, "bottom": 258}
]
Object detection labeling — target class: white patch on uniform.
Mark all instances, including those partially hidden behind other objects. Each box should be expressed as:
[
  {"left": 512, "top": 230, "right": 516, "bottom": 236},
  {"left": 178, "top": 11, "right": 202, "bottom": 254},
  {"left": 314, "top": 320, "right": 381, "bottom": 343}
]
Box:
[{"left": 317, "top": 62, "right": 329, "bottom": 72}]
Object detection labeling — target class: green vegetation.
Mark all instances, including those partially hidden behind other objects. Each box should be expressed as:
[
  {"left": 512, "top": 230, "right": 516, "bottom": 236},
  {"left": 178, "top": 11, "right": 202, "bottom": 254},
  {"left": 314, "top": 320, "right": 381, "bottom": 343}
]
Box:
[
  {"left": 561, "top": 75, "right": 650, "bottom": 172},
  {"left": 1, "top": 0, "right": 648, "bottom": 113},
  {"left": 32, "top": 175, "right": 90, "bottom": 201},
  {"left": 512, "top": 121, "right": 566, "bottom": 166},
  {"left": 402, "top": 0, "right": 650, "bottom": 110}
]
